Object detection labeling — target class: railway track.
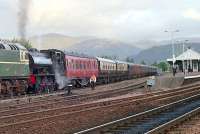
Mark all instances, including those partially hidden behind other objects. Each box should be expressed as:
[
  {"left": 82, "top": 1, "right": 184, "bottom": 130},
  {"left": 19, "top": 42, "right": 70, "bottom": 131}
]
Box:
[
  {"left": 0, "top": 84, "right": 198, "bottom": 125},
  {"left": 0, "top": 77, "right": 148, "bottom": 103},
  {"left": 0, "top": 83, "right": 200, "bottom": 133},
  {"left": 75, "top": 93, "right": 200, "bottom": 134},
  {"left": 0, "top": 82, "right": 198, "bottom": 117},
  {"left": 158, "top": 104, "right": 200, "bottom": 134},
  {"left": 0, "top": 81, "right": 146, "bottom": 112}
]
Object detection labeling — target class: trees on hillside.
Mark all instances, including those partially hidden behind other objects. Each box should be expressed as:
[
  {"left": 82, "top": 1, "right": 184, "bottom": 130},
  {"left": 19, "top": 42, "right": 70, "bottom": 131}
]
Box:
[
  {"left": 152, "top": 61, "right": 169, "bottom": 72},
  {"left": 12, "top": 38, "right": 32, "bottom": 49},
  {"left": 125, "top": 57, "right": 134, "bottom": 63},
  {"left": 141, "top": 60, "right": 146, "bottom": 65}
]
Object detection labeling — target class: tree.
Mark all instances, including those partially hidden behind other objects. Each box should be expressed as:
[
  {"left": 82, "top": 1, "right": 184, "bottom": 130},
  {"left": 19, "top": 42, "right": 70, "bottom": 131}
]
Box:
[
  {"left": 11, "top": 38, "right": 32, "bottom": 49},
  {"left": 152, "top": 62, "right": 158, "bottom": 67},
  {"left": 126, "top": 57, "right": 134, "bottom": 63},
  {"left": 157, "top": 62, "right": 168, "bottom": 72},
  {"left": 141, "top": 60, "right": 146, "bottom": 65}
]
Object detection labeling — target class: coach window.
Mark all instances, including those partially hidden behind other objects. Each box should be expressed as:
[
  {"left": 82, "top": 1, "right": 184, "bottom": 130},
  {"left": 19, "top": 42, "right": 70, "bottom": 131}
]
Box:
[
  {"left": 94, "top": 62, "right": 96, "bottom": 69},
  {"left": 80, "top": 62, "right": 82, "bottom": 69},
  {"left": 91, "top": 61, "right": 93, "bottom": 69},
  {"left": 70, "top": 62, "right": 72, "bottom": 69},
  {"left": 79, "top": 62, "right": 81, "bottom": 70},
  {"left": 76, "top": 61, "right": 79, "bottom": 69},
  {"left": 83, "top": 62, "right": 85, "bottom": 69},
  {"left": 76, "top": 61, "right": 78, "bottom": 69},
  {"left": 92, "top": 61, "right": 94, "bottom": 69},
  {"left": 79, "top": 61, "right": 81, "bottom": 69},
  {"left": 68, "top": 61, "right": 70, "bottom": 69},
  {"left": 89, "top": 61, "right": 91, "bottom": 69},
  {"left": 71, "top": 60, "right": 73, "bottom": 69},
  {"left": 66, "top": 60, "right": 68, "bottom": 66},
  {"left": 73, "top": 62, "right": 75, "bottom": 69},
  {"left": 80, "top": 61, "right": 82, "bottom": 69},
  {"left": 88, "top": 61, "right": 90, "bottom": 69}
]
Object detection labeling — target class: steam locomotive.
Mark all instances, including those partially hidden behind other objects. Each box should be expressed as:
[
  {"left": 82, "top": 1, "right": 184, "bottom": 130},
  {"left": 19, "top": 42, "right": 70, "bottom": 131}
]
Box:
[{"left": 0, "top": 41, "right": 157, "bottom": 96}]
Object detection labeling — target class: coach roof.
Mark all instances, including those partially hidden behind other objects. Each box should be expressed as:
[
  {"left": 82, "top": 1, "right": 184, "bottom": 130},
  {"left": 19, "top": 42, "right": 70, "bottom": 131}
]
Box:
[{"left": 96, "top": 57, "right": 116, "bottom": 63}]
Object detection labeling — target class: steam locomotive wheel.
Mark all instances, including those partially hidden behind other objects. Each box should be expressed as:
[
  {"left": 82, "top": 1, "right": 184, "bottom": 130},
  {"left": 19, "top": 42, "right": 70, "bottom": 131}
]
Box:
[
  {"left": 1, "top": 84, "right": 7, "bottom": 95},
  {"left": 1, "top": 82, "right": 11, "bottom": 96}
]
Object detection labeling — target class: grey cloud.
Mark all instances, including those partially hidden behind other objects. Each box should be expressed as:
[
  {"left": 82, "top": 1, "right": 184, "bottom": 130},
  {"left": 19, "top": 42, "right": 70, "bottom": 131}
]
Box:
[{"left": 0, "top": 0, "right": 200, "bottom": 48}]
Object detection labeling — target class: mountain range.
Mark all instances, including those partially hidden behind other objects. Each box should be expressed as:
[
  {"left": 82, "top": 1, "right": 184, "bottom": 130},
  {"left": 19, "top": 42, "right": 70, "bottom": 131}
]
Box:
[
  {"left": 133, "top": 42, "right": 200, "bottom": 65},
  {"left": 29, "top": 33, "right": 200, "bottom": 64},
  {"left": 29, "top": 33, "right": 141, "bottom": 60}
]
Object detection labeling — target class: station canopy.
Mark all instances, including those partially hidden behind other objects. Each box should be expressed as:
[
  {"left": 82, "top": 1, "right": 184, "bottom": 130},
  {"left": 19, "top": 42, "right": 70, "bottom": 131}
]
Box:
[{"left": 167, "top": 48, "right": 200, "bottom": 62}]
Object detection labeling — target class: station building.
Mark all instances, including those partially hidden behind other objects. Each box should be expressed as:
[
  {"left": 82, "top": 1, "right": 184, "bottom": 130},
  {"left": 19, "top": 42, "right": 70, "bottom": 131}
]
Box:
[{"left": 167, "top": 47, "right": 200, "bottom": 72}]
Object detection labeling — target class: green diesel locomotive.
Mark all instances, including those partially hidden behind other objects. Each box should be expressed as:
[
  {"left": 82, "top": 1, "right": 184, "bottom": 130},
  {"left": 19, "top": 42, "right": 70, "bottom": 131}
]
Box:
[{"left": 0, "top": 42, "right": 29, "bottom": 95}]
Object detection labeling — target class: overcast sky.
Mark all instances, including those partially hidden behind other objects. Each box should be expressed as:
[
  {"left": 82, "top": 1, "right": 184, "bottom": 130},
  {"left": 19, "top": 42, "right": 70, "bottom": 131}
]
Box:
[{"left": 0, "top": 0, "right": 200, "bottom": 48}]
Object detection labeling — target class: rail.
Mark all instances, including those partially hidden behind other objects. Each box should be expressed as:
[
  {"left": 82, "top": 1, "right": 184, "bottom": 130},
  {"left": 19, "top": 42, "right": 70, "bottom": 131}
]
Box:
[{"left": 75, "top": 93, "right": 200, "bottom": 134}]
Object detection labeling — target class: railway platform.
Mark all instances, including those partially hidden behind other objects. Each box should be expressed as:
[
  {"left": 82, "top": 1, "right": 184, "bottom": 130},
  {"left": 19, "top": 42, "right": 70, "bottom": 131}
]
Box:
[{"left": 153, "top": 72, "right": 200, "bottom": 89}]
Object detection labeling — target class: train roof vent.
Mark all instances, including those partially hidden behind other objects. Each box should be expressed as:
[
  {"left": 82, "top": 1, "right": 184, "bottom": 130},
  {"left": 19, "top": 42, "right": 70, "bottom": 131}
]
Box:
[
  {"left": 13, "top": 45, "right": 19, "bottom": 50},
  {"left": 8, "top": 44, "right": 14, "bottom": 50},
  {"left": 0, "top": 43, "right": 5, "bottom": 49},
  {"left": 8, "top": 44, "right": 19, "bottom": 51}
]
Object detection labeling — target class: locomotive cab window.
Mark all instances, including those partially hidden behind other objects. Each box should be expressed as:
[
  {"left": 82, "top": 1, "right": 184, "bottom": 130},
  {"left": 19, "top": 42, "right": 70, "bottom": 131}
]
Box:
[{"left": 20, "top": 51, "right": 29, "bottom": 61}]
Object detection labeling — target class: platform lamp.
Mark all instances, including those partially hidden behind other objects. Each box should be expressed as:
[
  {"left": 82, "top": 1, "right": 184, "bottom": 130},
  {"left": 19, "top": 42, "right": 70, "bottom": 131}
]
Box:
[
  {"left": 164, "top": 30, "right": 180, "bottom": 68},
  {"left": 182, "top": 40, "right": 189, "bottom": 75}
]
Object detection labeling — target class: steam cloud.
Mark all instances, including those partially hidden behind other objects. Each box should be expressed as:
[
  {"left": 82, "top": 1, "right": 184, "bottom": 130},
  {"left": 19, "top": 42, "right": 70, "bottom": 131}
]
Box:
[{"left": 18, "top": 0, "right": 31, "bottom": 39}]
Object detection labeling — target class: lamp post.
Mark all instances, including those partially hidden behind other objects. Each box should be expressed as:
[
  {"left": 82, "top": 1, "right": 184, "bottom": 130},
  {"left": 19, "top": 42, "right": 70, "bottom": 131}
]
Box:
[
  {"left": 164, "top": 30, "right": 179, "bottom": 68},
  {"left": 182, "top": 40, "right": 188, "bottom": 75}
]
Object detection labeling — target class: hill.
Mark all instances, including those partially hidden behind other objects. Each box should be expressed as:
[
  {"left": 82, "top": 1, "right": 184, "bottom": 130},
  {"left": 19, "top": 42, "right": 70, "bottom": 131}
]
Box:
[
  {"left": 133, "top": 43, "right": 200, "bottom": 65},
  {"left": 29, "top": 33, "right": 141, "bottom": 60},
  {"left": 67, "top": 38, "right": 141, "bottom": 59}
]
